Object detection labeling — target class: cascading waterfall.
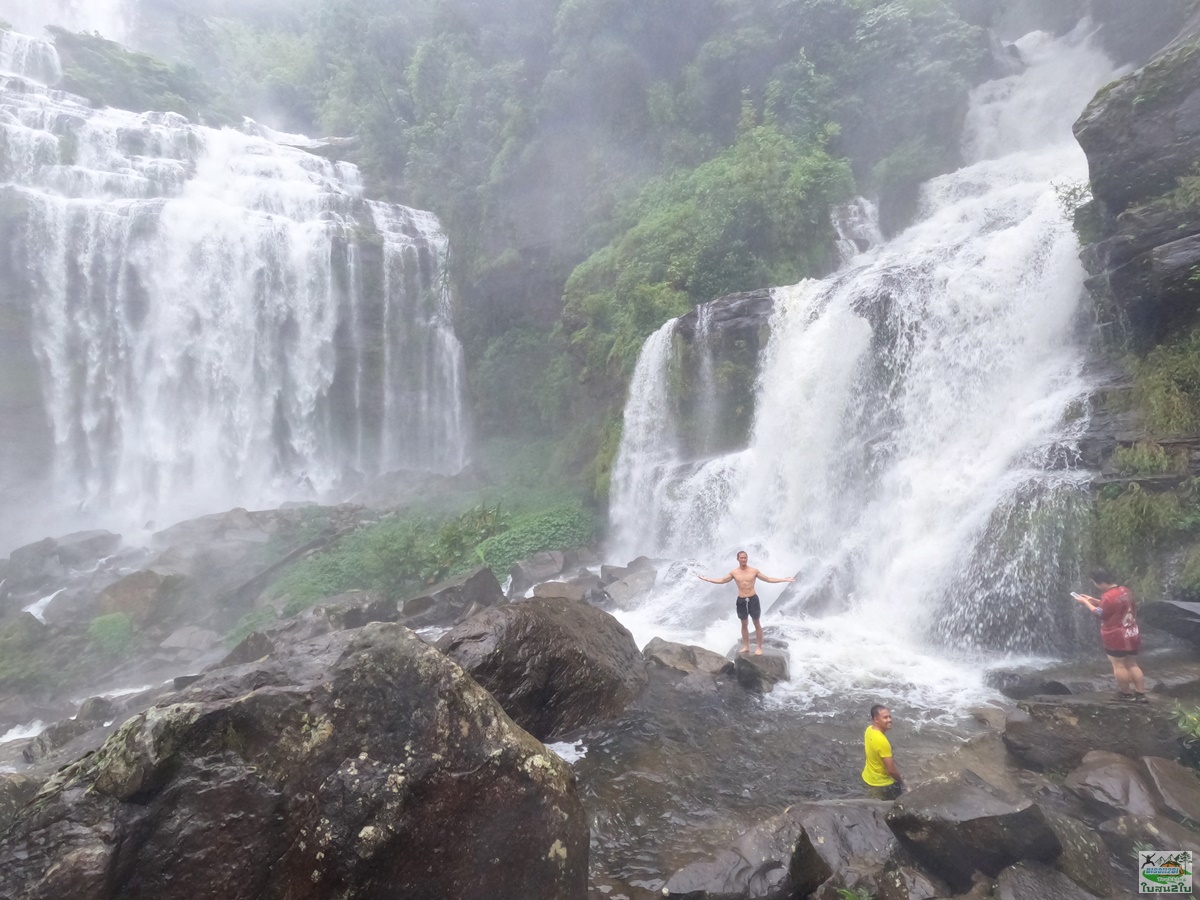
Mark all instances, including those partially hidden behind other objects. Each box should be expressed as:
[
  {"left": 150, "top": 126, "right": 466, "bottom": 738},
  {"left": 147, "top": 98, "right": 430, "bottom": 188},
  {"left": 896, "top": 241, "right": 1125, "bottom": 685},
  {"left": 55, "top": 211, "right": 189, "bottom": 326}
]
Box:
[
  {"left": 0, "top": 0, "right": 130, "bottom": 42},
  {"left": 0, "top": 30, "right": 469, "bottom": 547},
  {"left": 608, "top": 25, "right": 1124, "bottom": 704}
]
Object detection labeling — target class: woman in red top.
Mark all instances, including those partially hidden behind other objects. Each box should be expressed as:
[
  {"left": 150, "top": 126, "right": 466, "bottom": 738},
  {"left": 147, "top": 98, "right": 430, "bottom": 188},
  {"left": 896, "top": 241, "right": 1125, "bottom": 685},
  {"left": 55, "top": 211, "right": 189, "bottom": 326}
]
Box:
[{"left": 1075, "top": 568, "right": 1147, "bottom": 702}]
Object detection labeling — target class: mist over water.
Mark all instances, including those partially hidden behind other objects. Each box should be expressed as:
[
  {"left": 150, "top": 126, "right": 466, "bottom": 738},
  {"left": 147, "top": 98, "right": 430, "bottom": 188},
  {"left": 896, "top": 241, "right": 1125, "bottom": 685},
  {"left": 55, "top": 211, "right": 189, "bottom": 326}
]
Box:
[
  {"left": 0, "top": 0, "right": 130, "bottom": 42},
  {"left": 0, "top": 30, "right": 469, "bottom": 550},
  {"left": 608, "top": 26, "right": 1123, "bottom": 715}
]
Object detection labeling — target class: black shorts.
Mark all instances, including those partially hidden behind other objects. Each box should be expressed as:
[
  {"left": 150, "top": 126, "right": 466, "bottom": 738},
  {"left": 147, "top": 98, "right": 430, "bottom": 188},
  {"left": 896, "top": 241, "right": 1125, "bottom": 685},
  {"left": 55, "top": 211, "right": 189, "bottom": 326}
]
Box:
[{"left": 736, "top": 594, "right": 761, "bottom": 621}]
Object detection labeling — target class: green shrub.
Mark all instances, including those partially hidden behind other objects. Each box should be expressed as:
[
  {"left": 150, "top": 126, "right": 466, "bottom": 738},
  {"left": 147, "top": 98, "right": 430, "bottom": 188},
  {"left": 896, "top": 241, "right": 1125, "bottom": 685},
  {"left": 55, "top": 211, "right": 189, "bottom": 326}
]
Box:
[
  {"left": 270, "top": 504, "right": 509, "bottom": 615},
  {"left": 1112, "top": 441, "right": 1187, "bottom": 476},
  {"left": 1130, "top": 330, "right": 1200, "bottom": 434},
  {"left": 87, "top": 613, "right": 134, "bottom": 657},
  {"left": 476, "top": 504, "right": 600, "bottom": 575}
]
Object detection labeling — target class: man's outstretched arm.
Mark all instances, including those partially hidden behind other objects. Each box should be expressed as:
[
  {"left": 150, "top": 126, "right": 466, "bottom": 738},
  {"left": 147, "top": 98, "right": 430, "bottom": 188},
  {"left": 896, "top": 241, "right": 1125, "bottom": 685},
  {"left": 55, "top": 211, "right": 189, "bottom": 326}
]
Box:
[
  {"left": 699, "top": 572, "right": 734, "bottom": 584},
  {"left": 756, "top": 572, "right": 796, "bottom": 584}
]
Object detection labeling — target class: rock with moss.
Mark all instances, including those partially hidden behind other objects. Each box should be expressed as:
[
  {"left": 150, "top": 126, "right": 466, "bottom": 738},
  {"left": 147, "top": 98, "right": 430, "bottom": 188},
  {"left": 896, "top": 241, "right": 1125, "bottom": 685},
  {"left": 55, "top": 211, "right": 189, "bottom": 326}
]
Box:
[
  {"left": 0, "top": 623, "right": 588, "bottom": 900},
  {"left": 437, "top": 597, "right": 647, "bottom": 742}
]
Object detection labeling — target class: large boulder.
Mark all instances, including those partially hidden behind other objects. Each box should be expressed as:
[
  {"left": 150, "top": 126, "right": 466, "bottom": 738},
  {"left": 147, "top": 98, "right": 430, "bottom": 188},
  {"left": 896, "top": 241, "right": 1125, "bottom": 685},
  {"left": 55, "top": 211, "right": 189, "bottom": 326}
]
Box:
[
  {"left": 994, "top": 861, "right": 1098, "bottom": 900},
  {"left": 1002, "top": 694, "right": 1180, "bottom": 770},
  {"left": 1143, "top": 755, "right": 1200, "bottom": 824},
  {"left": 509, "top": 551, "right": 565, "bottom": 597},
  {"left": 643, "top": 638, "right": 733, "bottom": 677},
  {"left": 734, "top": 650, "right": 789, "bottom": 693},
  {"left": 885, "top": 770, "right": 1061, "bottom": 892},
  {"left": 0, "top": 773, "right": 39, "bottom": 833},
  {"left": 96, "top": 569, "right": 187, "bottom": 628},
  {"left": 663, "top": 800, "right": 896, "bottom": 900},
  {"left": 0, "top": 623, "right": 588, "bottom": 900},
  {"left": 1045, "top": 812, "right": 1114, "bottom": 897},
  {"left": 437, "top": 598, "right": 647, "bottom": 741},
  {"left": 398, "top": 566, "right": 505, "bottom": 629},
  {"left": 603, "top": 568, "right": 657, "bottom": 610},
  {"left": 1064, "top": 750, "right": 1159, "bottom": 817},
  {"left": 6, "top": 537, "right": 61, "bottom": 592},
  {"left": 54, "top": 530, "right": 122, "bottom": 567}
]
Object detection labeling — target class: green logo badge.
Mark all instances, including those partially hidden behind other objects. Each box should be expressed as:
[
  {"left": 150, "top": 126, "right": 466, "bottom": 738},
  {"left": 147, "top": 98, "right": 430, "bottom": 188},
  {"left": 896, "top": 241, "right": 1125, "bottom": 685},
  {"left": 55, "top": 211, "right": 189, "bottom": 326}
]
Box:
[{"left": 1140, "top": 851, "right": 1193, "bottom": 893}]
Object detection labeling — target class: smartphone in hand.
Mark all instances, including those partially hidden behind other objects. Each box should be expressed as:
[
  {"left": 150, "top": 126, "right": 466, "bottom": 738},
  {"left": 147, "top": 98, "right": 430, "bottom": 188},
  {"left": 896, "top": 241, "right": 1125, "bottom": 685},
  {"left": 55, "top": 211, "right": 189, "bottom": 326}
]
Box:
[{"left": 1070, "top": 592, "right": 1084, "bottom": 599}]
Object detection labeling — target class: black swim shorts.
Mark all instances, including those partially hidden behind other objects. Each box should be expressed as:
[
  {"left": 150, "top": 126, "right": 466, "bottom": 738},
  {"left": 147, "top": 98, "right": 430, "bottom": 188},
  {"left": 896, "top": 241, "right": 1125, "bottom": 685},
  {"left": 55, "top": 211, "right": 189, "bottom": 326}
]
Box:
[{"left": 736, "top": 594, "right": 761, "bottom": 621}]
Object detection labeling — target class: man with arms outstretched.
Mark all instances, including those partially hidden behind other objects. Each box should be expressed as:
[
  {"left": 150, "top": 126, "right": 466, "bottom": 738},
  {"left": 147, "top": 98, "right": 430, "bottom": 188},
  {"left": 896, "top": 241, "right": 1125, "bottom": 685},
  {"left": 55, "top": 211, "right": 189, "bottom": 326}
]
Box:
[{"left": 698, "top": 550, "right": 794, "bottom": 655}]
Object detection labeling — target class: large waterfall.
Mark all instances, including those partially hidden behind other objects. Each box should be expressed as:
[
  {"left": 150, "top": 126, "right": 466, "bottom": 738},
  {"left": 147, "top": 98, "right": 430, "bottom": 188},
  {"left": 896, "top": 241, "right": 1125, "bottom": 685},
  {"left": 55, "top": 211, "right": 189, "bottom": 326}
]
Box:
[
  {"left": 608, "top": 26, "right": 1123, "bottom": 710},
  {"left": 0, "top": 29, "right": 469, "bottom": 549}
]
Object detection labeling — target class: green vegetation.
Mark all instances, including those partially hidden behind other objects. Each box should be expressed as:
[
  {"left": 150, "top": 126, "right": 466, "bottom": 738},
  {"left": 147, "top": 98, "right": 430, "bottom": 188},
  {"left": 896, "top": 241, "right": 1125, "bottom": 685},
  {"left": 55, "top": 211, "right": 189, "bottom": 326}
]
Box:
[
  {"left": 1171, "top": 702, "right": 1200, "bottom": 750},
  {"left": 226, "top": 607, "right": 279, "bottom": 647},
  {"left": 87, "top": 612, "right": 135, "bottom": 657},
  {"left": 268, "top": 498, "right": 597, "bottom": 616},
  {"left": 1129, "top": 328, "right": 1200, "bottom": 434},
  {"left": 1092, "top": 481, "right": 1200, "bottom": 600},
  {"left": 48, "top": 27, "right": 235, "bottom": 124},
  {"left": 1112, "top": 441, "right": 1188, "bottom": 476}
]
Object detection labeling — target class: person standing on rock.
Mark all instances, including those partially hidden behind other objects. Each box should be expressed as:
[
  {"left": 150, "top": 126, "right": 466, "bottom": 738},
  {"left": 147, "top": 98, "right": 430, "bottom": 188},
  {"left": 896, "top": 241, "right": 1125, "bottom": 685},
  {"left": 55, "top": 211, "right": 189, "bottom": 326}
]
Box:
[
  {"left": 862, "top": 704, "right": 903, "bottom": 800},
  {"left": 698, "top": 551, "right": 795, "bottom": 655},
  {"left": 1074, "top": 568, "right": 1148, "bottom": 703}
]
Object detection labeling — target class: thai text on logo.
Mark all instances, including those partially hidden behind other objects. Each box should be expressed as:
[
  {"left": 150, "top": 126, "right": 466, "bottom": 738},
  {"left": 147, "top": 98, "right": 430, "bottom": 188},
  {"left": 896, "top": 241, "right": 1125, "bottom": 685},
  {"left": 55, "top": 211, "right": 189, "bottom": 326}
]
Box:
[{"left": 1140, "top": 850, "right": 1193, "bottom": 894}]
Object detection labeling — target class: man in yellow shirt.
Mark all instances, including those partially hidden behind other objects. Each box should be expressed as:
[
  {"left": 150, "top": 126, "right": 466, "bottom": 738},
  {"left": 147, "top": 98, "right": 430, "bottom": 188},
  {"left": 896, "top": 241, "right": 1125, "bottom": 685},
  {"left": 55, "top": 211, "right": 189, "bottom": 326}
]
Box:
[{"left": 862, "top": 704, "right": 903, "bottom": 800}]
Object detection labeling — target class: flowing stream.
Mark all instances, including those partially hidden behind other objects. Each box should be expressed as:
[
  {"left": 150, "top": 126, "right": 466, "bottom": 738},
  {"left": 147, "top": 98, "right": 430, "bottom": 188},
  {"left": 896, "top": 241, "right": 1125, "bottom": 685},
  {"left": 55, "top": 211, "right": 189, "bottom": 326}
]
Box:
[
  {"left": 0, "top": 29, "right": 469, "bottom": 549},
  {"left": 609, "top": 26, "right": 1124, "bottom": 713}
]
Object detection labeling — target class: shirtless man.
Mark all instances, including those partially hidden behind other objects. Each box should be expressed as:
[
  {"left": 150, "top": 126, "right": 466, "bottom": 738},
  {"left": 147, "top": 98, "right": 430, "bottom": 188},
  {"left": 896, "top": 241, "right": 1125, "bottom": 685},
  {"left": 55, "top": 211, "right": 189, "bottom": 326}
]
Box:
[{"left": 698, "top": 551, "right": 795, "bottom": 655}]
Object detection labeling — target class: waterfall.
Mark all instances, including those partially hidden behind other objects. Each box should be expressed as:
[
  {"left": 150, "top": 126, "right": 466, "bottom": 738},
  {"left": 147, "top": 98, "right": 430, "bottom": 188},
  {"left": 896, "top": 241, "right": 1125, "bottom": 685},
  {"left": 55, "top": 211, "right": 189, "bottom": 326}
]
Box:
[
  {"left": 608, "top": 25, "right": 1124, "bottom": 687},
  {"left": 0, "top": 31, "right": 469, "bottom": 548},
  {"left": 0, "top": 1, "right": 131, "bottom": 43}
]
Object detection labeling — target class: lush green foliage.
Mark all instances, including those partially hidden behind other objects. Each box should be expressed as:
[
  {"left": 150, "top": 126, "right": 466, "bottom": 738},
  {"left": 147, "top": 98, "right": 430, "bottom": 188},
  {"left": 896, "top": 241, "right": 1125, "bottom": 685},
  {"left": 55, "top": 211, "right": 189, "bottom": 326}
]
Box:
[
  {"left": 1092, "top": 481, "right": 1200, "bottom": 600},
  {"left": 226, "top": 607, "right": 279, "bottom": 647},
  {"left": 1130, "top": 329, "right": 1200, "bottom": 434},
  {"left": 475, "top": 504, "right": 599, "bottom": 574},
  {"left": 1112, "top": 441, "right": 1188, "bottom": 476},
  {"left": 272, "top": 504, "right": 508, "bottom": 615},
  {"left": 49, "top": 27, "right": 235, "bottom": 124},
  {"left": 87, "top": 612, "right": 135, "bottom": 657},
  {"left": 1171, "top": 701, "right": 1200, "bottom": 747}
]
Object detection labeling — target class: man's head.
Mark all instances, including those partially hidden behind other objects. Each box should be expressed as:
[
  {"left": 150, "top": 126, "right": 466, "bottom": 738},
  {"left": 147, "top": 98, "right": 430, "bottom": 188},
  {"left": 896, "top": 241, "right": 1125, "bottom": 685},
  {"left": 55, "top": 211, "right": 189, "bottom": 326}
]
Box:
[
  {"left": 736, "top": 550, "right": 748, "bottom": 566},
  {"left": 1089, "top": 566, "right": 1115, "bottom": 590},
  {"left": 870, "top": 704, "right": 892, "bottom": 731}
]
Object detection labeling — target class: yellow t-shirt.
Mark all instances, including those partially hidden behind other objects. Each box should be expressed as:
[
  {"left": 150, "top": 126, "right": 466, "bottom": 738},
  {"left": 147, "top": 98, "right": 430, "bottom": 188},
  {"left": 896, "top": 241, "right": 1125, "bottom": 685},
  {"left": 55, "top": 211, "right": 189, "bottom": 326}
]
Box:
[{"left": 862, "top": 725, "right": 894, "bottom": 787}]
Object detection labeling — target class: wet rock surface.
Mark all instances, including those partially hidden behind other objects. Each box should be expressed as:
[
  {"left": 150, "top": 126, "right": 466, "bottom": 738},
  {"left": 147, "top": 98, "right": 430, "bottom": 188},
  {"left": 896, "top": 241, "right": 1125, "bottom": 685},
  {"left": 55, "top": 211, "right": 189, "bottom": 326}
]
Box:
[
  {"left": 437, "top": 597, "right": 648, "bottom": 741},
  {"left": 0, "top": 623, "right": 589, "bottom": 900}
]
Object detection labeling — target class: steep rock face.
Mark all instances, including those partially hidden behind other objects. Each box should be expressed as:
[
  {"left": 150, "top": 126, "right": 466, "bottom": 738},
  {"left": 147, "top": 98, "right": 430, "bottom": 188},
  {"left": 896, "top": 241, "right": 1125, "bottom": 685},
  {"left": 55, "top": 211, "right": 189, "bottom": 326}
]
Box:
[
  {"left": 0, "top": 623, "right": 588, "bottom": 900},
  {"left": 1075, "top": 10, "right": 1200, "bottom": 341}
]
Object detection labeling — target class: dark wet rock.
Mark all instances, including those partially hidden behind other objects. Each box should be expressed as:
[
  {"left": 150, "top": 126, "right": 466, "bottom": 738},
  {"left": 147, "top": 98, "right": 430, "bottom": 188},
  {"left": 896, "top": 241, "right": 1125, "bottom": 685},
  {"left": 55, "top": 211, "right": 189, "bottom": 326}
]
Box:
[
  {"left": 1064, "top": 750, "right": 1159, "bottom": 817},
  {"left": 1143, "top": 600, "right": 1200, "bottom": 650},
  {"left": 1143, "top": 755, "right": 1200, "bottom": 823},
  {"left": 0, "top": 623, "right": 588, "bottom": 900},
  {"left": 509, "top": 550, "right": 565, "bottom": 597},
  {"left": 1045, "top": 811, "right": 1113, "bottom": 897},
  {"left": 20, "top": 694, "right": 118, "bottom": 764},
  {"left": 398, "top": 565, "right": 504, "bottom": 629},
  {"left": 6, "top": 537, "right": 61, "bottom": 591},
  {"left": 604, "top": 569, "right": 657, "bottom": 610},
  {"left": 54, "top": 530, "right": 121, "bottom": 568},
  {"left": 674, "top": 672, "right": 721, "bottom": 695},
  {"left": 994, "top": 861, "right": 1096, "bottom": 900},
  {"left": 644, "top": 638, "right": 734, "bottom": 677},
  {"left": 983, "top": 669, "right": 1071, "bottom": 700},
  {"left": 1002, "top": 694, "right": 1179, "bottom": 771},
  {"left": 534, "top": 581, "right": 587, "bottom": 602},
  {"left": 0, "top": 773, "right": 39, "bottom": 832},
  {"left": 437, "top": 597, "right": 648, "bottom": 741},
  {"left": 219, "top": 592, "right": 396, "bottom": 666},
  {"left": 872, "top": 862, "right": 950, "bottom": 900},
  {"left": 1098, "top": 813, "right": 1200, "bottom": 858},
  {"left": 734, "top": 650, "right": 789, "bottom": 693},
  {"left": 885, "top": 770, "right": 1061, "bottom": 892},
  {"left": 76, "top": 696, "right": 115, "bottom": 723},
  {"left": 664, "top": 800, "right": 895, "bottom": 900},
  {"left": 96, "top": 569, "right": 187, "bottom": 629},
  {"left": 160, "top": 626, "right": 221, "bottom": 652},
  {"left": 172, "top": 674, "right": 203, "bottom": 690}
]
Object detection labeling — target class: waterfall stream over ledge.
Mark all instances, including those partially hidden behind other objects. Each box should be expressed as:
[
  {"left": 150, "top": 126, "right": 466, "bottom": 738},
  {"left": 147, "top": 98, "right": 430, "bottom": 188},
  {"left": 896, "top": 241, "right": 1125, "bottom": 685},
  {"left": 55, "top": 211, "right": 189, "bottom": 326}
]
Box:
[
  {"left": 608, "top": 25, "right": 1127, "bottom": 712},
  {"left": 0, "top": 30, "right": 470, "bottom": 551}
]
